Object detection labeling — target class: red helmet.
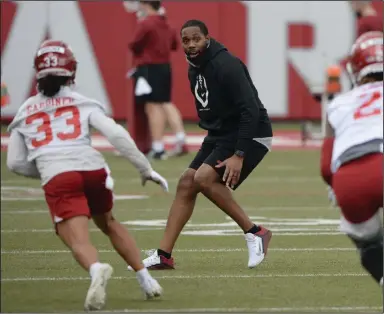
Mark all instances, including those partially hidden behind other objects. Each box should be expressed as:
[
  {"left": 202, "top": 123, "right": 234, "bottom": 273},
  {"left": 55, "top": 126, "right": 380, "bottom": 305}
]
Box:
[
  {"left": 34, "top": 40, "right": 77, "bottom": 80},
  {"left": 347, "top": 31, "right": 383, "bottom": 84}
]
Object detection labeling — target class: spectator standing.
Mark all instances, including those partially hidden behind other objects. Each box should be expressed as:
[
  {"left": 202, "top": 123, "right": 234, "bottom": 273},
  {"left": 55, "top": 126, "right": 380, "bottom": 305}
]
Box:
[{"left": 129, "top": 1, "right": 188, "bottom": 160}]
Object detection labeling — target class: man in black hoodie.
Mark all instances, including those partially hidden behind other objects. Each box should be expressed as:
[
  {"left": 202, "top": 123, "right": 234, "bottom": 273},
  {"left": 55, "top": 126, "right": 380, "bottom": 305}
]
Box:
[{"left": 128, "top": 20, "right": 273, "bottom": 271}]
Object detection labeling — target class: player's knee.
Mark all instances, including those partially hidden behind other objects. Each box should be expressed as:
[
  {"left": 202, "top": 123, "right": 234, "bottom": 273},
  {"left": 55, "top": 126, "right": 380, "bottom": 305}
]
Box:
[
  {"left": 93, "top": 213, "right": 116, "bottom": 235},
  {"left": 176, "top": 169, "right": 199, "bottom": 195},
  {"left": 193, "top": 167, "right": 215, "bottom": 191}
]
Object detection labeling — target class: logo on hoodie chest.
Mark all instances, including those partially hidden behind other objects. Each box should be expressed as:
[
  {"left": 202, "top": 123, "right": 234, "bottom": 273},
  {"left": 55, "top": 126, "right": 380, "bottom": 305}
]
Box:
[{"left": 195, "top": 74, "right": 209, "bottom": 110}]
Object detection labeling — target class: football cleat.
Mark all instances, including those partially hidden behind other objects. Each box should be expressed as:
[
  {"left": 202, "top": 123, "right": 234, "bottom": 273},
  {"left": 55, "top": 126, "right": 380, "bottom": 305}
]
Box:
[
  {"left": 127, "top": 249, "right": 175, "bottom": 271},
  {"left": 84, "top": 263, "right": 113, "bottom": 311},
  {"left": 245, "top": 226, "right": 272, "bottom": 269},
  {"left": 136, "top": 271, "right": 163, "bottom": 299}
]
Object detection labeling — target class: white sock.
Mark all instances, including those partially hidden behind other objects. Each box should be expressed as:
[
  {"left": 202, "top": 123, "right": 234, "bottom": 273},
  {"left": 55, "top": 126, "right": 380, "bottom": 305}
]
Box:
[
  {"left": 89, "top": 262, "right": 103, "bottom": 278},
  {"left": 175, "top": 132, "right": 186, "bottom": 143},
  {"left": 136, "top": 267, "right": 151, "bottom": 281},
  {"left": 152, "top": 141, "right": 164, "bottom": 152}
]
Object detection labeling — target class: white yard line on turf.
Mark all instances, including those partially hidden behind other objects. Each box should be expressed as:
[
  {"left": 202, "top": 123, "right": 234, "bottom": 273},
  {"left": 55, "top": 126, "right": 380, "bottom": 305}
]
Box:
[
  {"left": 0, "top": 247, "right": 355, "bottom": 255},
  {"left": 65, "top": 306, "right": 381, "bottom": 313},
  {"left": 0, "top": 206, "right": 333, "bottom": 214},
  {"left": 0, "top": 228, "right": 342, "bottom": 236},
  {"left": 1, "top": 272, "right": 368, "bottom": 282},
  {"left": 0, "top": 228, "right": 164, "bottom": 233}
]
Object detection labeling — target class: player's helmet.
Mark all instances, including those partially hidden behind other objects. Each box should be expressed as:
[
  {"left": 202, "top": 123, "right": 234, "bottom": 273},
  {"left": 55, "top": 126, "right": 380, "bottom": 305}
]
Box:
[
  {"left": 346, "top": 31, "right": 383, "bottom": 84},
  {"left": 34, "top": 40, "right": 77, "bottom": 80}
]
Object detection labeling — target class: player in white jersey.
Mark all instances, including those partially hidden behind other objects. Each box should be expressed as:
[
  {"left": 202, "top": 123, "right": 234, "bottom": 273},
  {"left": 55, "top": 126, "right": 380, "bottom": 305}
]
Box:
[
  {"left": 321, "top": 31, "right": 383, "bottom": 286},
  {"left": 6, "top": 40, "right": 168, "bottom": 310}
]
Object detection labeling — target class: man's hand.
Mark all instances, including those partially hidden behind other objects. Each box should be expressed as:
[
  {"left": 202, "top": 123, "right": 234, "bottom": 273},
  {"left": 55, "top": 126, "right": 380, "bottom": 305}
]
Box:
[
  {"left": 216, "top": 155, "right": 244, "bottom": 189},
  {"left": 142, "top": 170, "right": 169, "bottom": 192}
]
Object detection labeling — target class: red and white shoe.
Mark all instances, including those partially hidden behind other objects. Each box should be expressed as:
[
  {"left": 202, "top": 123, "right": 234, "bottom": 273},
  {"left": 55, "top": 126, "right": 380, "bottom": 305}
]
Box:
[
  {"left": 127, "top": 250, "right": 175, "bottom": 271},
  {"left": 245, "top": 226, "right": 272, "bottom": 269}
]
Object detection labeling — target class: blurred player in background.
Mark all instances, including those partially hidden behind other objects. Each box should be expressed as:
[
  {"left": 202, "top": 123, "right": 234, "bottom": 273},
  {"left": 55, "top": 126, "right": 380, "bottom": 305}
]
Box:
[
  {"left": 350, "top": 1, "right": 383, "bottom": 37},
  {"left": 321, "top": 31, "right": 383, "bottom": 286},
  {"left": 129, "top": 20, "right": 273, "bottom": 271},
  {"left": 129, "top": 0, "right": 188, "bottom": 160},
  {"left": 6, "top": 40, "right": 168, "bottom": 310},
  {"left": 1, "top": 81, "right": 10, "bottom": 107}
]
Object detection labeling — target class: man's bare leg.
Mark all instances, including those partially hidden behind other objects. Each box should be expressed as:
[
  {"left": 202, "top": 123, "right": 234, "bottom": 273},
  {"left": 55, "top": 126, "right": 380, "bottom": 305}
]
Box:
[
  {"left": 194, "top": 164, "right": 272, "bottom": 269},
  {"left": 145, "top": 102, "right": 167, "bottom": 155},
  {"left": 57, "top": 215, "right": 113, "bottom": 310},
  {"left": 159, "top": 169, "right": 200, "bottom": 253},
  {"left": 92, "top": 212, "right": 145, "bottom": 271},
  {"left": 93, "top": 212, "right": 163, "bottom": 299},
  {"left": 194, "top": 164, "right": 254, "bottom": 232},
  {"left": 57, "top": 216, "right": 99, "bottom": 271},
  {"left": 163, "top": 103, "right": 187, "bottom": 155}
]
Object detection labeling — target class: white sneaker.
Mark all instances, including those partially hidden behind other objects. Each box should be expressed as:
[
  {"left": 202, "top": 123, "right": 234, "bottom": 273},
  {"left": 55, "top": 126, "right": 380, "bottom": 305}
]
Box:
[
  {"left": 127, "top": 250, "right": 174, "bottom": 271},
  {"left": 136, "top": 268, "right": 163, "bottom": 299},
  {"left": 84, "top": 263, "right": 113, "bottom": 311},
  {"left": 245, "top": 226, "right": 272, "bottom": 269}
]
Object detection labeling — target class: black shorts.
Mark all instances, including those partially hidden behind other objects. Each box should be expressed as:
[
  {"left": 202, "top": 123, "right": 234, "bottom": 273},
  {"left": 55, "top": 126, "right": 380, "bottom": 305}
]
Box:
[
  {"left": 189, "top": 132, "right": 269, "bottom": 190},
  {"left": 134, "top": 63, "right": 172, "bottom": 104}
]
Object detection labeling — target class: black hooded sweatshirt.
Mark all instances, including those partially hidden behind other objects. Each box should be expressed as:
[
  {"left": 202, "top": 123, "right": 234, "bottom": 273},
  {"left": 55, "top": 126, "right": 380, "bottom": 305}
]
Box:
[{"left": 187, "top": 38, "right": 272, "bottom": 154}]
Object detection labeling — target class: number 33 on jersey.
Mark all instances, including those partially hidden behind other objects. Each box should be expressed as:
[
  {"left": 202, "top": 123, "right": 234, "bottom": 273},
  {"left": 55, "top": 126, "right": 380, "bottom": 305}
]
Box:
[{"left": 8, "top": 88, "right": 106, "bottom": 154}]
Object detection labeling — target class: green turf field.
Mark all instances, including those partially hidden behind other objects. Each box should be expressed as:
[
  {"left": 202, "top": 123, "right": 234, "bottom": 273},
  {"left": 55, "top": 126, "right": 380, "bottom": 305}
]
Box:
[{"left": 1, "top": 150, "right": 382, "bottom": 313}]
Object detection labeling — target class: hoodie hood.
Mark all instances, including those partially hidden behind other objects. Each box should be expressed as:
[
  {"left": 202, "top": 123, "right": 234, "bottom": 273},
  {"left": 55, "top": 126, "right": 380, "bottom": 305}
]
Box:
[{"left": 186, "top": 38, "right": 227, "bottom": 68}]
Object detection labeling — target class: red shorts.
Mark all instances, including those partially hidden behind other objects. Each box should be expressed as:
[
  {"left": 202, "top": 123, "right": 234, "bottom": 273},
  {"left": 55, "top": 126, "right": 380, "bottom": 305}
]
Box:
[
  {"left": 333, "top": 153, "right": 383, "bottom": 224},
  {"left": 43, "top": 168, "right": 113, "bottom": 224}
]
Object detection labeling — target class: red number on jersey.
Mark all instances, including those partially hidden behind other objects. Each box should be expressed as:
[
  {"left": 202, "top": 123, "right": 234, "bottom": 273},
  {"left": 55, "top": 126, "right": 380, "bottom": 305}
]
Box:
[
  {"left": 25, "top": 112, "right": 53, "bottom": 148},
  {"left": 26, "top": 106, "right": 81, "bottom": 148},
  {"left": 54, "top": 106, "right": 81, "bottom": 140},
  {"left": 354, "top": 91, "right": 382, "bottom": 120}
]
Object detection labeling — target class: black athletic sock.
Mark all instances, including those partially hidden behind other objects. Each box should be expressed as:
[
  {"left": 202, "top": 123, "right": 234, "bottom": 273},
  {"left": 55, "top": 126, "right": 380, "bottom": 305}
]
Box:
[
  {"left": 245, "top": 225, "right": 261, "bottom": 234},
  {"left": 157, "top": 249, "right": 172, "bottom": 259},
  {"left": 349, "top": 235, "right": 383, "bottom": 284}
]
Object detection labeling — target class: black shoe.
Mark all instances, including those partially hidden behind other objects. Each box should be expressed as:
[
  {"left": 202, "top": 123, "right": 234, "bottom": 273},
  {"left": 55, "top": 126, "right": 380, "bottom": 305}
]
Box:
[{"left": 147, "top": 150, "right": 168, "bottom": 160}]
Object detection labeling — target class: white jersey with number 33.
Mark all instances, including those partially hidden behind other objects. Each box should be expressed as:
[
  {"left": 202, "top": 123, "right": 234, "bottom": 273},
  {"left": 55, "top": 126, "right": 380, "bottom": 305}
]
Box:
[
  {"left": 8, "top": 87, "right": 108, "bottom": 184},
  {"left": 327, "top": 81, "right": 383, "bottom": 171}
]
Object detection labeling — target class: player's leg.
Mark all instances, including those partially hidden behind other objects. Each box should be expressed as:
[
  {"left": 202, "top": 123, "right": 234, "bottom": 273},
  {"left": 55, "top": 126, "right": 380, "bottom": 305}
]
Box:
[
  {"left": 194, "top": 140, "right": 272, "bottom": 268},
  {"left": 145, "top": 101, "right": 167, "bottom": 159},
  {"left": 159, "top": 168, "right": 200, "bottom": 253},
  {"left": 161, "top": 67, "right": 187, "bottom": 156},
  {"left": 163, "top": 103, "right": 188, "bottom": 156},
  {"left": 92, "top": 212, "right": 162, "bottom": 299},
  {"left": 43, "top": 171, "right": 113, "bottom": 310},
  {"left": 333, "top": 153, "right": 383, "bottom": 285},
  {"left": 145, "top": 64, "right": 172, "bottom": 159},
  {"left": 130, "top": 142, "right": 214, "bottom": 270},
  {"left": 84, "top": 168, "right": 162, "bottom": 298}
]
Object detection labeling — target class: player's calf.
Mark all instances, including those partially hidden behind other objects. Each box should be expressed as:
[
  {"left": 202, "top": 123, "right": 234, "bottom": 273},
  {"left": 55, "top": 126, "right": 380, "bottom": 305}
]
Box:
[{"left": 56, "top": 216, "right": 99, "bottom": 271}]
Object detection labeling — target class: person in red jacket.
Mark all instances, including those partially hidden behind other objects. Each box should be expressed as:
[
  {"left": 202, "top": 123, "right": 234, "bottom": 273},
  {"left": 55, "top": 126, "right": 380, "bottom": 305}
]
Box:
[
  {"left": 129, "top": 1, "right": 187, "bottom": 160},
  {"left": 350, "top": 1, "right": 383, "bottom": 36}
]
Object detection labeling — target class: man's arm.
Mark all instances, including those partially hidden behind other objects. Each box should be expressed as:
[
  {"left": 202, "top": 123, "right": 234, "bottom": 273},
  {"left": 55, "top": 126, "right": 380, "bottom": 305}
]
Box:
[
  {"left": 7, "top": 130, "right": 40, "bottom": 179},
  {"left": 320, "top": 117, "right": 335, "bottom": 186},
  {"left": 89, "top": 109, "right": 153, "bottom": 177},
  {"left": 129, "top": 21, "right": 150, "bottom": 55},
  {"left": 220, "top": 58, "right": 260, "bottom": 155}
]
